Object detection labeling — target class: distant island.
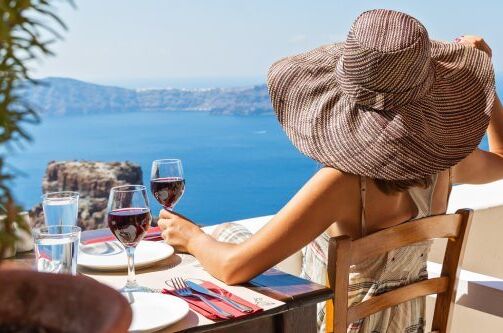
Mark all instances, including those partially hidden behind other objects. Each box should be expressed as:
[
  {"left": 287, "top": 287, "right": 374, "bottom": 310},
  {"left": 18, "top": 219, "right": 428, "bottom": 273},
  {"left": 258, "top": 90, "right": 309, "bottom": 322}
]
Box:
[
  {"left": 21, "top": 77, "right": 273, "bottom": 116},
  {"left": 24, "top": 76, "right": 501, "bottom": 117}
]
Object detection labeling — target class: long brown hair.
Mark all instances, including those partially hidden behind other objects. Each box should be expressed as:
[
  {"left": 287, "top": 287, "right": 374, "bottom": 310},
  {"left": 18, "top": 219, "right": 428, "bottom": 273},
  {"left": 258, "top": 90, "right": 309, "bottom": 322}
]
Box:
[{"left": 373, "top": 176, "right": 433, "bottom": 195}]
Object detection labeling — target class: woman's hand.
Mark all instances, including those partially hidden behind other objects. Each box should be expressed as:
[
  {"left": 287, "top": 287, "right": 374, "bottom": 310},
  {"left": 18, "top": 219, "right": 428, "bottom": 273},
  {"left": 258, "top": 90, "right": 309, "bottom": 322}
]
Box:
[
  {"left": 158, "top": 210, "right": 204, "bottom": 253},
  {"left": 455, "top": 35, "right": 492, "bottom": 58}
]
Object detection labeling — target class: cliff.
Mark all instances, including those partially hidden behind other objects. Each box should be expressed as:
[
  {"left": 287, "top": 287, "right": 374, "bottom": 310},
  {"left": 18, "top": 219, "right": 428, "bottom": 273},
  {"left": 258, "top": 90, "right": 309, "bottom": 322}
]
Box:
[
  {"left": 22, "top": 77, "right": 273, "bottom": 116},
  {"left": 30, "top": 161, "right": 143, "bottom": 230}
]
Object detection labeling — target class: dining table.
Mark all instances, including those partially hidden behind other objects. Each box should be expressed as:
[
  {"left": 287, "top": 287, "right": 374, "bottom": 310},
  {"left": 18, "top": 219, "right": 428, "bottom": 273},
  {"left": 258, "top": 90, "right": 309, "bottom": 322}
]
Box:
[{"left": 9, "top": 228, "right": 333, "bottom": 333}]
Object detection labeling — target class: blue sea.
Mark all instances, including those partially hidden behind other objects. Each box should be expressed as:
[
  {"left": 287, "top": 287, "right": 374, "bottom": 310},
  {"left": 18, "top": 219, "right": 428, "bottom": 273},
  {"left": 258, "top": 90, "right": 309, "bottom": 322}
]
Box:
[
  {"left": 6, "top": 106, "right": 495, "bottom": 226},
  {"left": 8, "top": 111, "right": 317, "bottom": 226}
]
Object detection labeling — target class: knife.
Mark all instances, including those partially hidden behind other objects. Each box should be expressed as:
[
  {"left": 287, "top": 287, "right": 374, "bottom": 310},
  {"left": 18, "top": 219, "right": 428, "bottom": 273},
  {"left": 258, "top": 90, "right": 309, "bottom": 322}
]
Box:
[{"left": 185, "top": 280, "right": 254, "bottom": 313}]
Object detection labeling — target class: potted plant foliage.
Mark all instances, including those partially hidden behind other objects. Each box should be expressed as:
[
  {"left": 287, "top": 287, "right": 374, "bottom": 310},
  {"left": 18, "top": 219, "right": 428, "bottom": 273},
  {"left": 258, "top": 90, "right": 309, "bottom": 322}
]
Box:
[{"left": 0, "top": 1, "right": 131, "bottom": 332}]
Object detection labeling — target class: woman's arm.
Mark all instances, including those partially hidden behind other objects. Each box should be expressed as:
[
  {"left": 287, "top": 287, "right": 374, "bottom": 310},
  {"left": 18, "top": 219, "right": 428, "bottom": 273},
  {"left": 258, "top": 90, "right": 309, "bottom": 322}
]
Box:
[
  {"left": 452, "top": 93, "right": 503, "bottom": 184},
  {"left": 452, "top": 36, "right": 503, "bottom": 184},
  {"left": 158, "top": 168, "right": 359, "bottom": 284},
  {"left": 488, "top": 94, "right": 503, "bottom": 155}
]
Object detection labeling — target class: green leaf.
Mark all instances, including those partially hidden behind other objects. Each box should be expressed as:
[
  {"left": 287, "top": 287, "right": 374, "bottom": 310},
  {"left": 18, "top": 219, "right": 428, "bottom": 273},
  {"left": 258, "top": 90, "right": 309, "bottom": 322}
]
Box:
[{"left": 0, "top": 0, "right": 72, "bottom": 254}]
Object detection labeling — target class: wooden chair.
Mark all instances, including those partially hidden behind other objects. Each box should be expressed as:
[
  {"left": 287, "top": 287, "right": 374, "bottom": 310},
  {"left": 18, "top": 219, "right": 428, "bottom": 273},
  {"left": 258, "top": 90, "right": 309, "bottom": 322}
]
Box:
[{"left": 326, "top": 209, "right": 473, "bottom": 333}]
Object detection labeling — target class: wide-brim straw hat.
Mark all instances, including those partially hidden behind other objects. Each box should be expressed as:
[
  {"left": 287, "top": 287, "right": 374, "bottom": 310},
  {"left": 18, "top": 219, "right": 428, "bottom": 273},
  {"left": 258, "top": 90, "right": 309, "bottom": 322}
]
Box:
[{"left": 268, "top": 9, "right": 495, "bottom": 180}]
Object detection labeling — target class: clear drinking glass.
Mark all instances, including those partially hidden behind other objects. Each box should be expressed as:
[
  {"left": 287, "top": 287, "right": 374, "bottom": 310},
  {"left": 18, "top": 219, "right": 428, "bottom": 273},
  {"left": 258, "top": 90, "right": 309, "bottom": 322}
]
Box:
[
  {"left": 107, "top": 185, "right": 152, "bottom": 292},
  {"left": 150, "top": 159, "right": 185, "bottom": 210},
  {"left": 33, "top": 225, "right": 81, "bottom": 275},
  {"left": 42, "top": 191, "right": 79, "bottom": 226}
]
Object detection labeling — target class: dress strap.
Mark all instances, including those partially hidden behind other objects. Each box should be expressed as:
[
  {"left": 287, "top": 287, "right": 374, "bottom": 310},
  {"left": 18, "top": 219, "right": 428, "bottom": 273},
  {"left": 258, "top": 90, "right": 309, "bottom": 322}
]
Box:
[
  {"left": 447, "top": 167, "right": 453, "bottom": 201},
  {"left": 360, "top": 176, "right": 367, "bottom": 237},
  {"left": 408, "top": 173, "right": 439, "bottom": 219}
]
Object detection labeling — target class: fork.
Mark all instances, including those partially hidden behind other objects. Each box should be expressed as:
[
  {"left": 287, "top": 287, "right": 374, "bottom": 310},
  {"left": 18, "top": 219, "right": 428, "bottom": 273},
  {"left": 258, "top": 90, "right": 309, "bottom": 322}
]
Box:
[{"left": 170, "top": 277, "right": 234, "bottom": 319}]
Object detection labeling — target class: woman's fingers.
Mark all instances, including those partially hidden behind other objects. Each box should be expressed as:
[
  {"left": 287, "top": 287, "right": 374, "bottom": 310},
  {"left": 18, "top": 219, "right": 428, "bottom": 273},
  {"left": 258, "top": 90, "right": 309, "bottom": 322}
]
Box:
[
  {"left": 158, "top": 218, "right": 167, "bottom": 231},
  {"left": 158, "top": 218, "right": 173, "bottom": 231},
  {"left": 456, "top": 35, "right": 492, "bottom": 58},
  {"left": 159, "top": 209, "right": 173, "bottom": 219}
]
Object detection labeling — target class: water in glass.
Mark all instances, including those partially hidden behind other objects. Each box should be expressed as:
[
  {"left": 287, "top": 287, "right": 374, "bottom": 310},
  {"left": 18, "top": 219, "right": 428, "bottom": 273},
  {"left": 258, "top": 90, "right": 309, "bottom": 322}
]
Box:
[
  {"left": 33, "top": 225, "right": 81, "bottom": 275},
  {"left": 42, "top": 192, "right": 79, "bottom": 226}
]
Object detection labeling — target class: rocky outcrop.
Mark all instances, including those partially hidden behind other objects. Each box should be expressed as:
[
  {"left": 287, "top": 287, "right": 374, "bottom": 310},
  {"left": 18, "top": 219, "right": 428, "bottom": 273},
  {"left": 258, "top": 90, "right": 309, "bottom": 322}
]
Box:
[{"left": 30, "top": 161, "right": 143, "bottom": 230}]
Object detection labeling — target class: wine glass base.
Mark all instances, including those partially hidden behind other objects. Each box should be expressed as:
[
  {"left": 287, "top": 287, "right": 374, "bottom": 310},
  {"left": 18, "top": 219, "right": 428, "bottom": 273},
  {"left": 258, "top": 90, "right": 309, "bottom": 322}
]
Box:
[{"left": 120, "top": 284, "right": 157, "bottom": 294}]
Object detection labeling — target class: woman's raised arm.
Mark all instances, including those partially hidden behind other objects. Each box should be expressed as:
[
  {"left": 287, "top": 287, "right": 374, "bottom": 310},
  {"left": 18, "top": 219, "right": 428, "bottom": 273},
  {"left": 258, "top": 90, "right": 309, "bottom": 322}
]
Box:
[
  {"left": 452, "top": 94, "right": 503, "bottom": 184},
  {"left": 452, "top": 36, "right": 503, "bottom": 184},
  {"left": 487, "top": 94, "right": 503, "bottom": 155}
]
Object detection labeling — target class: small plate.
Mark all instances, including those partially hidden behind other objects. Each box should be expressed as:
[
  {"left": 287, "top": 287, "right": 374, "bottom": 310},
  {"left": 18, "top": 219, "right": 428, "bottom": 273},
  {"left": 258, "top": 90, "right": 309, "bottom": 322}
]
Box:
[
  {"left": 128, "top": 293, "right": 189, "bottom": 332},
  {"left": 78, "top": 241, "right": 174, "bottom": 271}
]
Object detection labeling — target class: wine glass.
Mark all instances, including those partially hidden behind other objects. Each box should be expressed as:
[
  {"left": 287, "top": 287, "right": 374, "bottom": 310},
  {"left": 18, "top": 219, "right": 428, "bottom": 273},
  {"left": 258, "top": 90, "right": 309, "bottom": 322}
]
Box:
[
  {"left": 150, "top": 159, "right": 185, "bottom": 210},
  {"left": 107, "top": 185, "right": 152, "bottom": 292}
]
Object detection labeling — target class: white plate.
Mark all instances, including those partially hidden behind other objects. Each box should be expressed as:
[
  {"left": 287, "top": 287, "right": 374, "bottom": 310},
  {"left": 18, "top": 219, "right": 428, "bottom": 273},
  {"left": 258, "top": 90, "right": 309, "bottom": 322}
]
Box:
[
  {"left": 78, "top": 241, "right": 174, "bottom": 271},
  {"left": 128, "top": 293, "right": 189, "bottom": 332}
]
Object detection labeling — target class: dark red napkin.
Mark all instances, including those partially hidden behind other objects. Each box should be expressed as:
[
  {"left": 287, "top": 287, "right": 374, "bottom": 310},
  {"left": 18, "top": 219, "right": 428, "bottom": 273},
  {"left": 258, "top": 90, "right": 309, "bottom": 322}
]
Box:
[
  {"left": 81, "top": 226, "right": 162, "bottom": 245},
  {"left": 163, "top": 281, "right": 263, "bottom": 320}
]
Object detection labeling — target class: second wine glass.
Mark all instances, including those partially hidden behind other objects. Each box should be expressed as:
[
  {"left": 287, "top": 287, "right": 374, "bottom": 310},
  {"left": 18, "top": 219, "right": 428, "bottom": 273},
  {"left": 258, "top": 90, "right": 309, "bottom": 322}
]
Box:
[
  {"left": 107, "top": 185, "right": 152, "bottom": 293},
  {"left": 150, "top": 159, "right": 185, "bottom": 210}
]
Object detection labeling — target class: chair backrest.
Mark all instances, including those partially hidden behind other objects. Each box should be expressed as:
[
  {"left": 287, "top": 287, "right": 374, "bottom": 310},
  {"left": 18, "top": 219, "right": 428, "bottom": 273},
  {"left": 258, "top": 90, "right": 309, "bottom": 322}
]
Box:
[{"left": 326, "top": 208, "right": 473, "bottom": 333}]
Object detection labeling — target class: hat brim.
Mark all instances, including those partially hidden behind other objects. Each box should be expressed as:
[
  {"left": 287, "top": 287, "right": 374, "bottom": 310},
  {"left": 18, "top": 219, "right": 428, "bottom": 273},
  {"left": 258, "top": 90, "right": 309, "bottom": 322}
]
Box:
[{"left": 267, "top": 41, "right": 495, "bottom": 180}]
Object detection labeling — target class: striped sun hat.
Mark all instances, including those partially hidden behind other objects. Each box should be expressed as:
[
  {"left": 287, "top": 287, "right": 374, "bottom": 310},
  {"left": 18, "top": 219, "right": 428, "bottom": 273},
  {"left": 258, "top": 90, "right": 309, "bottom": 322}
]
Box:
[{"left": 267, "top": 9, "right": 495, "bottom": 180}]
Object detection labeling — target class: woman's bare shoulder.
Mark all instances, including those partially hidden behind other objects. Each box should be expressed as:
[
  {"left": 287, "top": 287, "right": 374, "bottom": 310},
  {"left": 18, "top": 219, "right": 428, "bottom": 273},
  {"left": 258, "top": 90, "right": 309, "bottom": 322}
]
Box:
[
  {"left": 315, "top": 167, "right": 360, "bottom": 189},
  {"left": 318, "top": 166, "right": 359, "bottom": 181},
  {"left": 300, "top": 167, "right": 361, "bottom": 208}
]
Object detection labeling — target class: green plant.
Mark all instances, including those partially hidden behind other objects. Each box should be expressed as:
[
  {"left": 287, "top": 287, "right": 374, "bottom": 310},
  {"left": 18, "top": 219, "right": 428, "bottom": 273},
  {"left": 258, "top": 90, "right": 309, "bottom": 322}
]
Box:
[{"left": 0, "top": 0, "right": 71, "bottom": 258}]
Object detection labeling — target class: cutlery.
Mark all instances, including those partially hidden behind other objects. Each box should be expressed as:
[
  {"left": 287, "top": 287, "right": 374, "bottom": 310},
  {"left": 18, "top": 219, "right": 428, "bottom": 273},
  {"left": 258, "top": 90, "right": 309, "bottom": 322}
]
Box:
[
  {"left": 170, "top": 277, "right": 234, "bottom": 319},
  {"left": 185, "top": 280, "right": 253, "bottom": 313}
]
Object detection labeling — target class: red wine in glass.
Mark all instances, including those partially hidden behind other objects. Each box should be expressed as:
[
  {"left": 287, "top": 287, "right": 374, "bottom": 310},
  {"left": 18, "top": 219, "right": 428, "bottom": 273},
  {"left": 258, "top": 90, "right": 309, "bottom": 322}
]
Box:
[
  {"left": 151, "top": 159, "right": 185, "bottom": 210},
  {"left": 150, "top": 177, "right": 185, "bottom": 209},
  {"left": 107, "top": 208, "right": 151, "bottom": 247}
]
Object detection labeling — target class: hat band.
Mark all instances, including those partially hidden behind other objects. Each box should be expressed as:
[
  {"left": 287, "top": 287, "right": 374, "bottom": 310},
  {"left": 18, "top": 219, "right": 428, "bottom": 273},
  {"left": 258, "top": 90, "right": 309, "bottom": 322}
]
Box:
[{"left": 335, "top": 61, "right": 435, "bottom": 110}]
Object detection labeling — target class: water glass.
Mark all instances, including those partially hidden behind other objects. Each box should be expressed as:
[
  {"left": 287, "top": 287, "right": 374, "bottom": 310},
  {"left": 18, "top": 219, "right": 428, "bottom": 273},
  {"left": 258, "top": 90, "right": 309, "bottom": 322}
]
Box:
[
  {"left": 42, "top": 191, "right": 79, "bottom": 226},
  {"left": 33, "top": 225, "right": 81, "bottom": 275}
]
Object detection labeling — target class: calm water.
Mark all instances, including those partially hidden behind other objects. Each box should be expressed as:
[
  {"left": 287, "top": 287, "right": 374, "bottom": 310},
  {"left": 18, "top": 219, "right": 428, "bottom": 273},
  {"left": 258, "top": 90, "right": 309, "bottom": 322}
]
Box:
[
  {"left": 9, "top": 111, "right": 316, "bottom": 225},
  {"left": 7, "top": 110, "right": 493, "bottom": 226}
]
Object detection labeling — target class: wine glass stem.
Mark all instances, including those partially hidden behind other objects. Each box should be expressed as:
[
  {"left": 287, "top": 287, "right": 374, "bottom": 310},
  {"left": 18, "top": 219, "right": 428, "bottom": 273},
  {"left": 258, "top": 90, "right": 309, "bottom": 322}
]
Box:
[{"left": 125, "top": 246, "right": 137, "bottom": 288}]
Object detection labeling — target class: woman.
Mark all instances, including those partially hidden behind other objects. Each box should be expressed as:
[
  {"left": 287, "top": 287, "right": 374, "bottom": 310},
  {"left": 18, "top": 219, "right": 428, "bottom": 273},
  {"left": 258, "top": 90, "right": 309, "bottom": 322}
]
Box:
[{"left": 158, "top": 9, "right": 501, "bottom": 332}]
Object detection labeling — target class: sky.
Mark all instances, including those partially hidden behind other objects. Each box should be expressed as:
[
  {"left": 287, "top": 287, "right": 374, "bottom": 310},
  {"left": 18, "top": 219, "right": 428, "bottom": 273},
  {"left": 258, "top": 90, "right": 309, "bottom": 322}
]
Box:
[{"left": 33, "top": 0, "right": 503, "bottom": 88}]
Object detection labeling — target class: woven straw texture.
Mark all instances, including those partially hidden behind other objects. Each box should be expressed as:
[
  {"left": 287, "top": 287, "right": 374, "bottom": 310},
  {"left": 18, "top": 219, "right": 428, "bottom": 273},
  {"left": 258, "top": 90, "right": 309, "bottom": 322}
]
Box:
[{"left": 268, "top": 9, "right": 495, "bottom": 180}]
